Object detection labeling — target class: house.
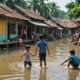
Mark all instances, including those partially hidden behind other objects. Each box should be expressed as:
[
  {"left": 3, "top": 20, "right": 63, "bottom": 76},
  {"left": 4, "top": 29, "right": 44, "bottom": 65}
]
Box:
[
  {"left": 14, "top": 5, "right": 50, "bottom": 40},
  {"left": 75, "top": 17, "right": 80, "bottom": 30},
  {"left": 0, "top": 4, "right": 29, "bottom": 41},
  {"left": 48, "top": 17, "right": 77, "bottom": 37}
]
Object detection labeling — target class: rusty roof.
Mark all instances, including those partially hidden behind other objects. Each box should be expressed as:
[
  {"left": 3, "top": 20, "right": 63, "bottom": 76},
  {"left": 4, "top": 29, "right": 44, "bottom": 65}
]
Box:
[
  {"left": 57, "top": 19, "right": 77, "bottom": 28},
  {"left": 44, "top": 20, "right": 57, "bottom": 28},
  {"left": 0, "top": 4, "right": 28, "bottom": 20},
  {"left": 51, "top": 17, "right": 77, "bottom": 28},
  {"left": 15, "top": 5, "right": 45, "bottom": 21},
  {"left": 75, "top": 17, "right": 80, "bottom": 22}
]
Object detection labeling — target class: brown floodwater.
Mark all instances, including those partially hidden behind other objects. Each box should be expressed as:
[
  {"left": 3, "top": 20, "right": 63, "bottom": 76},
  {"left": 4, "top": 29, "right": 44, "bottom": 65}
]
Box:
[{"left": 0, "top": 38, "right": 80, "bottom": 80}]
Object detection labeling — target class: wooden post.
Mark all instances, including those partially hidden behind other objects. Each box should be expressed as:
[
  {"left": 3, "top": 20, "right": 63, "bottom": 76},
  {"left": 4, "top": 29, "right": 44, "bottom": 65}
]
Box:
[
  {"left": 6, "top": 17, "right": 9, "bottom": 53},
  {"left": 6, "top": 17, "right": 8, "bottom": 40},
  {"left": 16, "top": 22, "right": 18, "bottom": 36},
  {"left": 26, "top": 23, "right": 28, "bottom": 41},
  {"left": 34, "top": 26, "right": 37, "bottom": 43},
  {"left": 15, "top": 22, "right": 18, "bottom": 48}
]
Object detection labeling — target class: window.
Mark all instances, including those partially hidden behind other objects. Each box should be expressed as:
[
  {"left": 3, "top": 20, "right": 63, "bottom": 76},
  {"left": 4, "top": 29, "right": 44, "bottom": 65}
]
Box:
[{"left": 8, "top": 23, "right": 16, "bottom": 34}]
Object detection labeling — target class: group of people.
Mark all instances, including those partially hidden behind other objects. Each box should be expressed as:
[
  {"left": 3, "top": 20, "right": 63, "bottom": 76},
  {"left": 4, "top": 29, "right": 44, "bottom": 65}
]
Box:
[
  {"left": 70, "top": 31, "right": 80, "bottom": 45},
  {"left": 19, "top": 34, "right": 80, "bottom": 69},
  {"left": 20, "top": 34, "right": 50, "bottom": 69}
]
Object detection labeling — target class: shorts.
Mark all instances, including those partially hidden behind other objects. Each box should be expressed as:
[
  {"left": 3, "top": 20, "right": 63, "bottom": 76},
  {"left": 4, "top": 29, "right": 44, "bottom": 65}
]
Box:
[
  {"left": 39, "top": 53, "right": 46, "bottom": 61},
  {"left": 24, "top": 61, "right": 32, "bottom": 66},
  {"left": 70, "top": 61, "right": 79, "bottom": 68}
]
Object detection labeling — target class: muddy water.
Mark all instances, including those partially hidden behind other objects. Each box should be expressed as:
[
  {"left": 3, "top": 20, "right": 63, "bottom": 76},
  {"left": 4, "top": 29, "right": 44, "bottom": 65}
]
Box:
[{"left": 0, "top": 39, "right": 80, "bottom": 80}]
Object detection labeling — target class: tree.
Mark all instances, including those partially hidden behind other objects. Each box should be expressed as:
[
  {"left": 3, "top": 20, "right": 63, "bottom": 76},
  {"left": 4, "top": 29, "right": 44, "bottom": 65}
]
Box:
[
  {"left": 66, "top": 0, "right": 80, "bottom": 19},
  {"left": 0, "top": 0, "right": 27, "bottom": 8},
  {"left": 0, "top": 0, "right": 66, "bottom": 19}
]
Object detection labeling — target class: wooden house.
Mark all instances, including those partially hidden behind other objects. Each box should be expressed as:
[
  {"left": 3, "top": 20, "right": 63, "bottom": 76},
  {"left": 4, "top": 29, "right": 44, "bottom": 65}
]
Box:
[
  {"left": 14, "top": 5, "right": 50, "bottom": 40},
  {"left": 48, "top": 17, "right": 77, "bottom": 37},
  {"left": 0, "top": 4, "right": 28, "bottom": 41},
  {"left": 75, "top": 17, "right": 80, "bottom": 31}
]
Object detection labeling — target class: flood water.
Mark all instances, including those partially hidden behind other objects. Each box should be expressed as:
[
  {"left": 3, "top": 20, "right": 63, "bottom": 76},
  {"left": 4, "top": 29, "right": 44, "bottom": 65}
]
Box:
[{"left": 0, "top": 38, "right": 80, "bottom": 80}]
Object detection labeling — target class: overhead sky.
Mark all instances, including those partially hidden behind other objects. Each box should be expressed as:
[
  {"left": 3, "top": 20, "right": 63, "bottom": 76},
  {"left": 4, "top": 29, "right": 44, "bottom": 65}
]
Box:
[{"left": 48, "top": 0, "right": 75, "bottom": 12}]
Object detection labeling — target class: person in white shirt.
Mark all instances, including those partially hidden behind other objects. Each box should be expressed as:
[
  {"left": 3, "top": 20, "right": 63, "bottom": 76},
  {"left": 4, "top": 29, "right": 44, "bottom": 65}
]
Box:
[{"left": 20, "top": 45, "right": 33, "bottom": 69}]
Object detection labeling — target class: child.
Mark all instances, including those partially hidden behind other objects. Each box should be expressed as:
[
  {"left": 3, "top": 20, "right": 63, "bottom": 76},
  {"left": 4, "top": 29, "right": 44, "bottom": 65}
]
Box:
[
  {"left": 61, "top": 50, "right": 80, "bottom": 68},
  {"left": 20, "top": 45, "right": 33, "bottom": 69},
  {"left": 35, "top": 34, "right": 50, "bottom": 68}
]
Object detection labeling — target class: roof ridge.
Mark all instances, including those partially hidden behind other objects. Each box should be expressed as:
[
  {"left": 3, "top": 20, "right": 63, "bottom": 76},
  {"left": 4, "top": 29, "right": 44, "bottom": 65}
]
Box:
[
  {"left": 14, "top": 5, "right": 45, "bottom": 20},
  {"left": 0, "top": 4, "right": 13, "bottom": 14}
]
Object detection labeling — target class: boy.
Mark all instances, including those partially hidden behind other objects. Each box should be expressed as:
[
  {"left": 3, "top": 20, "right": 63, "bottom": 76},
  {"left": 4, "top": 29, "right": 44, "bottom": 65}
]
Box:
[
  {"left": 61, "top": 50, "right": 80, "bottom": 68},
  {"left": 20, "top": 45, "right": 32, "bottom": 69},
  {"left": 35, "top": 34, "right": 50, "bottom": 68}
]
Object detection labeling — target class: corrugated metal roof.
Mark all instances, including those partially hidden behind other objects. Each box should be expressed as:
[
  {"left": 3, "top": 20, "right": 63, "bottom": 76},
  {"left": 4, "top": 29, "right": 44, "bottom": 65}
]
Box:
[
  {"left": 29, "top": 20, "right": 49, "bottom": 27},
  {"left": 0, "top": 4, "right": 29, "bottom": 20},
  {"left": 44, "top": 20, "right": 57, "bottom": 27},
  {"left": 15, "top": 5, "right": 45, "bottom": 21},
  {"left": 51, "top": 17, "right": 77, "bottom": 28}
]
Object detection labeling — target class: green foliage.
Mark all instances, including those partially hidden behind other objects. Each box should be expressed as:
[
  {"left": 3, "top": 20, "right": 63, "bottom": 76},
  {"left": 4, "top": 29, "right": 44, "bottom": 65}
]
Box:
[
  {"left": 0, "top": 0, "right": 66, "bottom": 19},
  {"left": 75, "top": 0, "right": 80, "bottom": 3},
  {"left": 66, "top": 2, "right": 75, "bottom": 10},
  {"left": 0, "top": 0, "right": 4, "bottom": 3},
  {"left": 66, "top": 0, "right": 80, "bottom": 19}
]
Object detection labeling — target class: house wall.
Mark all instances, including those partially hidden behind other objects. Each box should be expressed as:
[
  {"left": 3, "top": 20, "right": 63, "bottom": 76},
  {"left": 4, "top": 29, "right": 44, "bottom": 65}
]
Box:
[
  {"left": 8, "top": 18, "right": 18, "bottom": 40},
  {"left": 0, "top": 17, "right": 6, "bottom": 41},
  {"left": 7, "top": 18, "right": 26, "bottom": 40},
  {"left": 0, "top": 17, "right": 24, "bottom": 41}
]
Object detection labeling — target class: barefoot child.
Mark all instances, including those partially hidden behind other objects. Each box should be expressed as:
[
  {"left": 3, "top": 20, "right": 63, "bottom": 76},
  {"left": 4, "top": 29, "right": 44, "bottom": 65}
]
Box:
[
  {"left": 20, "top": 45, "right": 33, "bottom": 69},
  {"left": 35, "top": 34, "right": 50, "bottom": 68},
  {"left": 61, "top": 50, "right": 80, "bottom": 68}
]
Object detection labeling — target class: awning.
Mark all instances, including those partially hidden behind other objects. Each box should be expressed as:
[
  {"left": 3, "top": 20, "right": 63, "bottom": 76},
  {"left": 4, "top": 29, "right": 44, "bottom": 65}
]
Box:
[
  {"left": 57, "top": 27, "right": 63, "bottom": 30},
  {"left": 56, "top": 26, "right": 63, "bottom": 30},
  {"left": 28, "top": 20, "right": 49, "bottom": 27}
]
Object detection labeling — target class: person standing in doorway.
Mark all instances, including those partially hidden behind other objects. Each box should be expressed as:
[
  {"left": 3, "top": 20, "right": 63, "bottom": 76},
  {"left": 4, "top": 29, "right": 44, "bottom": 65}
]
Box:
[{"left": 35, "top": 34, "right": 50, "bottom": 68}]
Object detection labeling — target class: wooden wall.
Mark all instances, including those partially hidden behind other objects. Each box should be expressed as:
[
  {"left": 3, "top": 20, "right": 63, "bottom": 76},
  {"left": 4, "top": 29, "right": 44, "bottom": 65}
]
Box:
[{"left": 0, "top": 17, "right": 6, "bottom": 34}]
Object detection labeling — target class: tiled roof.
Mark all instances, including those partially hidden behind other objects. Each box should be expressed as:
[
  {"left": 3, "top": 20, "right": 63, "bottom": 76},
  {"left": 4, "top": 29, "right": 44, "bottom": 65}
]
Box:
[
  {"left": 15, "top": 5, "right": 45, "bottom": 21},
  {"left": 44, "top": 20, "right": 57, "bottom": 27},
  {"left": 0, "top": 4, "right": 28, "bottom": 20},
  {"left": 51, "top": 17, "right": 77, "bottom": 28}
]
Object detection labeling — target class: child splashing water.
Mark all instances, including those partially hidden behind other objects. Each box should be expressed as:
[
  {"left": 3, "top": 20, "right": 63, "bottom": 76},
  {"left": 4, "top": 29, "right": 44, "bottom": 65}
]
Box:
[
  {"left": 20, "top": 45, "right": 34, "bottom": 69},
  {"left": 61, "top": 50, "right": 80, "bottom": 68}
]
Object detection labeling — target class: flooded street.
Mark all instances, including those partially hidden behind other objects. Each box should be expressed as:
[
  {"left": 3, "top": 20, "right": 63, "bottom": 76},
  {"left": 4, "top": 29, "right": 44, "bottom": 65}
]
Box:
[{"left": 0, "top": 38, "right": 80, "bottom": 80}]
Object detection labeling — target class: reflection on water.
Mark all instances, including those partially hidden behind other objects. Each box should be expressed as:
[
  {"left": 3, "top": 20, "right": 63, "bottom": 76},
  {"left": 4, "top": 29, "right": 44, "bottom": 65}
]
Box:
[
  {"left": 39, "top": 69, "right": 47, "bottom": 80},
  {"left": 0, "top": 39, "right": 80, "bottom": 80},
  {"left": 68, "top": 69, "right": 80, "bottom": 80},
  {"left": 24, "top": 69, "right": 31, "bottom": 80}
]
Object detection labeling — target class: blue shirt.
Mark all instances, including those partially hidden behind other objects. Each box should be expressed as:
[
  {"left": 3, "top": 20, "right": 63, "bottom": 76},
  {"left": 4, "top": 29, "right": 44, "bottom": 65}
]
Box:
[
  {"left": 69, "top": 54, "right": 80, "bottom": 65},
  {"left": 37, "top": 40, "right": 47, "bottom": 54}
]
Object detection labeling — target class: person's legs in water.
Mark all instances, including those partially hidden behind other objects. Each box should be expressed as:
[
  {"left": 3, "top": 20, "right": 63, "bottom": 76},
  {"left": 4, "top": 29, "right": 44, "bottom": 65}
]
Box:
[
  {"left": 28, "top": 61, "right": 32, "bottom": 69},
  {"left": 43, "top": 54, "right": 46, "bottom": 68},
  {"left": 39, "top": 53, "right": 46, "bottom": 68},
  {"left": 39, "top": 54, "right": 43, "bottom": 68},
  {"left": 70, "top": 61, "right": 79, "bottom": 69},
  {"left": 24, "top": 61, "right": 27, "bottom": 68}
]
